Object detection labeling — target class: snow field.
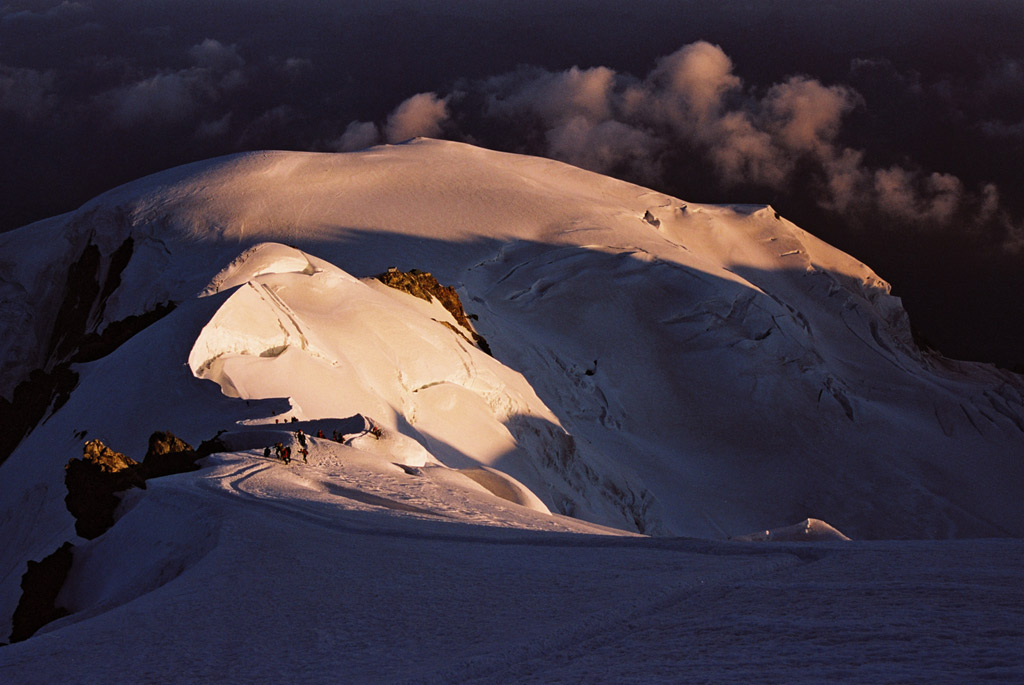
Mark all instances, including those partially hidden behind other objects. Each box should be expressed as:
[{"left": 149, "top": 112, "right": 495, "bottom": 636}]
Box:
[
  {"left": 0, "top": 139, "right": 1022, "bottom": 681},
  {"left": 2, "top": 463, "right": 1020, "bottom": 684}
]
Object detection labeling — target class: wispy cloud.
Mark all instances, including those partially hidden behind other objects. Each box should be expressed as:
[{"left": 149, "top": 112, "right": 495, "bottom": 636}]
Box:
[
  {"left": 385, "top": 91, "right": 448, "bottom": 143},
  {"left": 98, "top": 39, "right": 246, "bottom": 128},
  {"left": 336, "top": 41, "right": 1013, "bottom": 248},
  {"left": 0, "top": 64, "right": 56, "bottom": 120}
]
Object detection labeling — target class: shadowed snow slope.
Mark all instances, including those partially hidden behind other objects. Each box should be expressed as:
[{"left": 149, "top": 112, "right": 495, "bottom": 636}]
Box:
[
  {"left": 731, "top": 518, "right": 852, "bottom": 542},
  {"left": 0, "top": 140, "right": 1023, "bottom": 673}
]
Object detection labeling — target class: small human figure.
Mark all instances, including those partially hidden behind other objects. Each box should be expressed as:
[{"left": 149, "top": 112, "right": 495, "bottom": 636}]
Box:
[
  {"left": 300, "top": 447, "right": 308, "bottom": 463},
  {"left": 332, "top": 430, "right": 339, "bottom": 442},
  {"left": 274, "top": 442, "right": 284, "bottom": 462},
  {"left": 263, "top": 446, "right": 271, "bottom": 459},
  {"left": 296, "top": 429, "right": 307, "bottom": 449},
  {"left": 282, "top": 446, "right": 291, "bottom": 464},
  {"left": 317, "top": 429, "right": 325, "bottom": 439}
]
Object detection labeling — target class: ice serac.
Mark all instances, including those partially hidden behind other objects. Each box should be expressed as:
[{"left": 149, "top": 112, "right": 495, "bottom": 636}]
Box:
[
  {"left": 0, "top": 138, "right": 1021, "bottom": 569},
  {"left": 185, "top": 241, "right": 625, "bottom": 521}
]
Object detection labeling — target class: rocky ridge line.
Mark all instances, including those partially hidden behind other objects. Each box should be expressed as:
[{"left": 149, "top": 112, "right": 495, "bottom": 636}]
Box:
[
  {"left": 7, "top": 431, "right": 223, "bottom": 644},
  {"left": 375, "top": 268, "right": 492, "bottom": 355}
]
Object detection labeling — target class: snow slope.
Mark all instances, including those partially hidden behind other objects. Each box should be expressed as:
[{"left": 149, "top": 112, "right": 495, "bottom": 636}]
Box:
[
  {"left": 0, "top": 139, "right": 1022, "bottom": 678},
  {"left": 1, "top": 450, "right": 1021, "bottom": 682},
  {"left": 4, "top": 138, "right": 1019, "bottom": 535}
]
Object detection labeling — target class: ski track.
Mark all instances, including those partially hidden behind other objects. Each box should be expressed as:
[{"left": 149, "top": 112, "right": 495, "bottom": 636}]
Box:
[
  {"left": 200, "top": 454, "right": 536, "bottom": 543},
  {"left": 197, "top": 452, "right": 842, "bottom": 557},
  {"left": 3, "top": 452, "right": 1021, "bottom": 684}
]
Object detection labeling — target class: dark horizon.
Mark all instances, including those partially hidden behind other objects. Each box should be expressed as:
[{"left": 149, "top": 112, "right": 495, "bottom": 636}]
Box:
[{"left": 2, "top": 0, "right": 1022, "bottom": 368}]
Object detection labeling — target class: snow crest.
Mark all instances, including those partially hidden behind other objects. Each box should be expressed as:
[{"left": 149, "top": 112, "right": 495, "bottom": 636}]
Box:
[{"left": 186, "top": 242, "right": 578, "bottom": 516}]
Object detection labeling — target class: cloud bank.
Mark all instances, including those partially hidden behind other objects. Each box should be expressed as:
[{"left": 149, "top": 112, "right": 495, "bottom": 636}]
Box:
[
  {"left": 339, "top": 41, "right": 1019, "bottom": 251},
  {"left": 98, "top": 39, "right": 246, "bottom": 127},
  {"left": 0, "top": 65, "right": 55, "bottom": 119}
]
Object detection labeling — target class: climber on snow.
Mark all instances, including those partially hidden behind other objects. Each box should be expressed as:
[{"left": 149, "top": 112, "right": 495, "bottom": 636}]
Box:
[{"left": 365, "top": 418, "right": 383, "bottom": 439}]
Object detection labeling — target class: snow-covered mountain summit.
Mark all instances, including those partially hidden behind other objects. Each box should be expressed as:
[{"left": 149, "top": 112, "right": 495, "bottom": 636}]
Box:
[
  {"left": 2, "top": 138, "right": 1022, "bottom": 548},
  {"left": 1, "top": 138, "right": 1023, "bottom": 678}
]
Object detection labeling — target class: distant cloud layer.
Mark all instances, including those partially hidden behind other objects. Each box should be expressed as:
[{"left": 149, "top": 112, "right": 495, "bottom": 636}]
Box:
[
  {"left": 0, "top": 64, "right": 55, "bottom": 119},
  {"left": 336, "top": 41, "right": 1021, "bottom": 251},
  {"left": 98, "top": 39, "right": 246, "bottom": 127},
  {"left": 330, "top": 91, "right": 449, "bottom": 150},
  {"left": 385, "top": 92, "right": 448, "bottom": 143},
  {"left": 2, "top": 2, "right": 1018, "bottom": 248}
]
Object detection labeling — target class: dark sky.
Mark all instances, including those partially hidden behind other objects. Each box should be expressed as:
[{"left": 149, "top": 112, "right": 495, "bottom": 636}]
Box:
[{"left": 2, "top": 0, "right": 1022, "bottom": 368}]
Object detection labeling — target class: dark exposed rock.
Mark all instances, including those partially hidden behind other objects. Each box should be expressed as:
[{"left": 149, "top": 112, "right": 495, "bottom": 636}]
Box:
[
  {"left": 46, "top": 243, "right": 102, "bottom": 362},
  {"left": 1, "top": 292, "right": 173, "bottom": 466},
  {"left": 97, "top": 236, "right": 134, "bottom": 307},
  {"left": 375, "top": 268, "right": 491, "bottom": 355},
  {"left": 63, "top": 431, "right": 205, "bottom": 539},
  {"left": 438, "top": 321, "right": 492, "bottom": 354},
  {"left": 139, "top": 430, "right": 198, "bottom": 480},
  {"left": 196, "top": 435, "right": 229, "bottom": 459},
  {"left": 8, "top": 431, "right": 206, "bottom": 642},
  {"left": 8, "top": 542, "right": 74, "bottom": 643},
  {"left": 73, "top": 301, "right": 176, "bottom": 364},
  {"left": 0, "top": 365, "right": 78, "bottom": 467},
  {"left": 1, "top": 233, "right": 174, "bottom": 466},
  {"left": 1, "top": 302, "right": 173, "bottom": 465},
  {"left": 64, "top": 439, "right": 145, "bottom": 540},
  {"left": 61, "top": 432, "right": 207, "bottom": 540},
  {"left": 44, "top": 234, "right": 139, "bottom": 366}
]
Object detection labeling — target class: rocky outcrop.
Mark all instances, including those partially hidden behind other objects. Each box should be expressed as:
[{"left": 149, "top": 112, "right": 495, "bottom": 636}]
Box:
[
  {"left": 72, "top": 301, "right": 176, "bottom": 365},
  {"left": 46, "top": 242, "right": 103, "bottom": 363},
  {"left": 375, "top": 268, "right": 491, "bottom": 355},
  {"left": 196, "top": 433, "right": 230, "bottom": 459},
  {"left": 0, "top": 366, "right": 78, "bottom": 468},
  {"left": 7, "top": 431, "right": 209, "bottom": 644},
  {"left": 0, "top": 233, "right": 175, "bottom": 467},
  {"left": 64, "top": 440, "right": 146, "bottom": 540},
  {"left": 8, "top": 542, "right": 74, "bottom": 643},
  {"left": 138, "top": 430, "right": 199, "bottom": 480},
  {"left": 63, "top": 432, "right": 209, "bottom": 540}
]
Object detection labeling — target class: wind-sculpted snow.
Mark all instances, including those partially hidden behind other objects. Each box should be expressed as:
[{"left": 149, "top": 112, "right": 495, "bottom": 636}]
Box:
[
  {"left": 731, "top": 517, "right": 852, "bottom": 542},
  {"left": 186, "top": 242, "right": 622, "bottom": 521},
  {"left": 199, "top": 243, "right": 319, "bottom": 297}
]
